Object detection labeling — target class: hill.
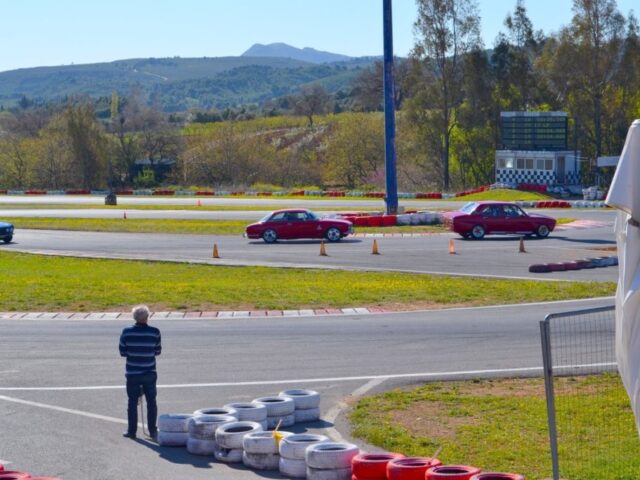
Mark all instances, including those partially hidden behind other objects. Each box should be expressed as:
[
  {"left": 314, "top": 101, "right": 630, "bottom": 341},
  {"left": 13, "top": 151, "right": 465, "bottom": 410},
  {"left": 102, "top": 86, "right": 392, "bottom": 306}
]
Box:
[
  {"left": 242, "top": 43, "right": 352, "bottom": 63},
  {"left": 0, "top": 54, "right": 375, "bottom": 112}
]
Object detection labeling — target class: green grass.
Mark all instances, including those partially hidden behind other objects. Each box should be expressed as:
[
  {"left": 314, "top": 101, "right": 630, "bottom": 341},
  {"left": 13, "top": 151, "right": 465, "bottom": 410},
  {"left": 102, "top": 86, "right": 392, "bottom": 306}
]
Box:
[
  {"left": 0, "top": 251, "right": 615, "bottom": 311},
  {"left": 0, "top": 203, "right": 381, "bottom": 212},
  {"left": 349, "top": 374, "right": 639, "bottom": 480},
  {"left": 452, "top": 189, "right": 553, "bottom": 201}
]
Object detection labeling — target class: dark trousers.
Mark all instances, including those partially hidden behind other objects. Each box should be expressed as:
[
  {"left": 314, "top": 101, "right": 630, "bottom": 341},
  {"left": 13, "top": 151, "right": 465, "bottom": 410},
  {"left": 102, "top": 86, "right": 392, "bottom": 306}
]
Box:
[{"left": 126, "top": 372, "right": 158, "bottom": 435}]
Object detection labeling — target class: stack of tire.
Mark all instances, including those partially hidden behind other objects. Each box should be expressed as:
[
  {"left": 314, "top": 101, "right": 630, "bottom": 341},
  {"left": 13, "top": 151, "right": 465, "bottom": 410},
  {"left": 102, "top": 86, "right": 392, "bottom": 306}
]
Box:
[
  {"left": 351, "top": 452, "right": 405, "bottom": 480},
  {"left": 252, "top": 395, "right": 296, "bottom": 429},
  {"left": 279, "top": 433, "right": 329, "bottom": 478},
  {"left": 426, "top": 465, "right": 481, "bottom": 479},
  {"left": 279, "top": 389, "right": 321, "bottom": 424},
  {"left": 186, "top": 414, "right": 236, "bottom": 456},
  {"left": 214, "top": 421, "right": 263, "bottom": 464},
  {"left": 224, "top": 402, "right": 268, "bottom": 430},
  {"left": 157, "top": 413, "right": 193, "bottom": 446},
  {"left": 387, "top": 457, "right": 442, "bottom": 480},
  {"left": 305, "top": 442, "right": 360, "bottom": 480},
  {"left": 242, "top": 430, "right": 293, "bottom": 471}
]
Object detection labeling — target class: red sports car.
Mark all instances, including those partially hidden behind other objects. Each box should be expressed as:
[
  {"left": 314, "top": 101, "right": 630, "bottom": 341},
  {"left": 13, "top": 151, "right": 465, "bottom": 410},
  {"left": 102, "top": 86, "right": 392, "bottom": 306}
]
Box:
[
  {"left": 443, "top": 201, "right": 556, "bottom": 239},
  {"left": 245, "top": 209, "right": 353, "bottom": 243}
]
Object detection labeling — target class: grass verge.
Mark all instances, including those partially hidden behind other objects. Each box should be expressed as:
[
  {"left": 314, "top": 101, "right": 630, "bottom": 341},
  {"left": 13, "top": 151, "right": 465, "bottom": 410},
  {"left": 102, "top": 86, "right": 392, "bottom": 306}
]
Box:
[
  {"left": 0, "top": 251, "right": 614, "bottom": 311},
  {"left": 349, "top": 374, "right": 638, "bottom": 479},
  {"left": 452, "top": 189, "right": 552, "bottom": 201}
]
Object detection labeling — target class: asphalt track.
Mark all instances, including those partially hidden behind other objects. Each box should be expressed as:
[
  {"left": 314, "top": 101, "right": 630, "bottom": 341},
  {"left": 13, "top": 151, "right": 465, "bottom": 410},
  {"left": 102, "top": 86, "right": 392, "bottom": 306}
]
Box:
[
  {"left": 0, "top": 297, "right": 612, "bottom": 479},
  {"left": 0, "top": 198, "right": 620, "bottom": 479}
]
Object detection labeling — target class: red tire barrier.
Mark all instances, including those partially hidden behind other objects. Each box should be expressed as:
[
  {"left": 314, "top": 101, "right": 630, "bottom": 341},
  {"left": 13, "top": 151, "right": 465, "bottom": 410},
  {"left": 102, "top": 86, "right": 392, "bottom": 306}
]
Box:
[
  {"left": 575, "top": 259, "right": 593, "bottom": 269},
  {"left": 353, "top": 217, "right": 368, "bottom": 227},
  {"left": 352, "top": 452, "right": 405, "bottom": 479},
  {"left": 0, "top": 472, "right": 32, "bottom": 480},
  {"left": 426, "top": 465, "right": 481, "bottom": 480},
  {"left": 195, "top": 191, "right": 215, "bottom": 196},
  {"left": 0, "top": 465, "right": 3, "bottom": 471},
  {"left": 387, "top": 457, "right": 441, "bottom": 480},
  {"left": 381, "top": 215, "right": 397, "bottom": 227},
  {"left": 529, "top": 264, "right": 551, "bottom": 273},
  {"left": 563, "top": 261, "right": 580, "bottom": 271},
  {"left": 367, "top": 216, "right": 383, "bottom": 227},
  {"left": 548, "top": 263, "right": 566, "bottom": 272},
  {"left": 65, "top": 189, "right": 91, "bottom": 195},
  {"left": 0, "top": 190, "right": 7, "bottom": 195},
  {"left": 470, "top": 473, "right": 524, "bottom": 480}
]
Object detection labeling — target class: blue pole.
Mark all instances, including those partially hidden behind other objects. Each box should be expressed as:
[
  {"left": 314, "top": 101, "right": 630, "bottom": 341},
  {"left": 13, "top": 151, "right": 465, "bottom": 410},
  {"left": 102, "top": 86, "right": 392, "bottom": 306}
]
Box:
[{"left": 383, "top": 0, "right": 398, "bottom": 214}]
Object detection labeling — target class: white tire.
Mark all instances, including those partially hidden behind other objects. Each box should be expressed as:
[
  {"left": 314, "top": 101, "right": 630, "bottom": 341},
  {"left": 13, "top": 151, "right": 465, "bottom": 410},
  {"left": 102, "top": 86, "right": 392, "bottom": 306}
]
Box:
[
  {"left": 243, "top": 431, "right": 293, "bottom": 454},
  {"left": 224, "top": 402, "right": 268, "bottom": 421},
  {"left": 188, "top": 414, "right": 236, "bottom": 439},
  {"left": 279, "top": 389, "right": 321, "bottom": 410},
  {"left": 305, "top": 442, "right": 359, "bottom": 469},
  {"left": 242, "top": 451, "right": 280, "bottom": 470},
  {"left": 158, "top": 414, "right": 192, "bottom": 433},
  {"left": 252, "top": 396, "right": 295, "bottom": 416},
  {"left": 279, "top": 457, "right": 307, "bottom": 478},
  {"left": 259, "top": 419, "right": 269, "bottom": 431},
  {"left": 157, "top": 430, "right": 189, "bottom": 446},
  {"left": 186, "top": 437, "right": 218, "bottom": 455},
  {"left": 215, "top": 421, "right": 263, "bottom": 450},
  {"left": 193, "top": 406, "right": 238, "bottom": 418},
  {"left": 267, "top": 413, "right": 295, "bottom": 430},
  {"left": 294, "top": 407, "right": 321, "bottom": 423},
  {"left": 279, "top": 433, "right": 330, "bottom": 460},
  {"left": 307, "top": 466, "right": 353, "bottom": 480},
  {"left": 214, "top": 447, "right": 243, "bottom": 463}
]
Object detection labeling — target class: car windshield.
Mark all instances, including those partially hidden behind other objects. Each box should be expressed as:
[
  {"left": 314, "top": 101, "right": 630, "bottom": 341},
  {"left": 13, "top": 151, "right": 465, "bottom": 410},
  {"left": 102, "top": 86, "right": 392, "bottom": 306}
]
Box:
[{"left": 460, "top": 202, "right": 478, "bottom": 214}]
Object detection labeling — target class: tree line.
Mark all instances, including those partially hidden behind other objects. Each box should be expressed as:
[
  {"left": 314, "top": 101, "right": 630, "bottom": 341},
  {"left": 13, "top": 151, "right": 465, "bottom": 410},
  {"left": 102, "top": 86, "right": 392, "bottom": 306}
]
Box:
[{"left": 0, "top": 0, "right": 638, "bottom": 192}]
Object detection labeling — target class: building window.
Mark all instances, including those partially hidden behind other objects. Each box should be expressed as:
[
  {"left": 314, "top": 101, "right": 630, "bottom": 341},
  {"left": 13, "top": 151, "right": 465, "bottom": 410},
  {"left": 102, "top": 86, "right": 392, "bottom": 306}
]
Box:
[
  {"left": 545, "top": 159, "right": 553, "bottom": 170},
  {"left": 516, "top": 158, "right": 525, "bottom": 169},
  {"left": 525, "top": 158, "right": 534, "bottom": 169},
  {"left": 504, "top": 158, "right": 514, "bottom": 169}
]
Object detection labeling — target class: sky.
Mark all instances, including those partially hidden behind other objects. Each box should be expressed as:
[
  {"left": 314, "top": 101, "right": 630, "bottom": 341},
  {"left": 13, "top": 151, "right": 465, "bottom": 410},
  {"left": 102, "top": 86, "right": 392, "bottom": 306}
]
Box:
[{"left": 0, "top": 0, "right": 637, "bottom": 73}]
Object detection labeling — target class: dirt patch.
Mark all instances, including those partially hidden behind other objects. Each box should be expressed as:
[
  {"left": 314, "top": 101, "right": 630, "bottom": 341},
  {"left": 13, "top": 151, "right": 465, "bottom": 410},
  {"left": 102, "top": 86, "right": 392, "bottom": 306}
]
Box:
[{"left": 390, "top": 401, "right": 480, "bottom": 440}]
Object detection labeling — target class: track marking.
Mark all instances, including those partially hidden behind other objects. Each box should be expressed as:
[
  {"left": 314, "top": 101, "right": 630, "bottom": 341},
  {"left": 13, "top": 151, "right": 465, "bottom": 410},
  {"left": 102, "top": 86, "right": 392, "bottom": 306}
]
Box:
[
  {"left": 0, "top": 363, "right": 615, "bottom": 392},
  {"left": 0, "top": 394, "right": 128, "bottom": 426}
]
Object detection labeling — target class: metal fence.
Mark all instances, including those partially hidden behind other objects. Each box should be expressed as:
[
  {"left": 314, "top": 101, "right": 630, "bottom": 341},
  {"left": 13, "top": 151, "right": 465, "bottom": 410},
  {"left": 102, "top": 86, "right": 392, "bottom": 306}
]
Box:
[{"left": 540, "top": 305, "right": 640, "bottom": 480}]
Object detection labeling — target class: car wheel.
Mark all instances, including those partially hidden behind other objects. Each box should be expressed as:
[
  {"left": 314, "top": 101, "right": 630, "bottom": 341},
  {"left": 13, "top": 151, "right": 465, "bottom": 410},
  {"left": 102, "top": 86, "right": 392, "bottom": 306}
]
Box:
[
  {"left": 262, "top": 229, "right": 278, "bottom": 244},
  {"left": 470, "top": 225, "right": 485, "bottom": 240},
  {"left": 325, "top": 227, "right": 342, "bottom": 242},
  {"left": 536, "top": 224, "right": 550, "bottom": 238},
  {"left": 3, "top": 236, "right": 12, "bottom": 243}
]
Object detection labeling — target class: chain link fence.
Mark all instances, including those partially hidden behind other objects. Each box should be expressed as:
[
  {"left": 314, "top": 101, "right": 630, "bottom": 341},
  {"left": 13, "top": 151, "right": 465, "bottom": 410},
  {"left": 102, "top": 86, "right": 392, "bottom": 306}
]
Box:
[{"left": 540, "top": 305, "right": 640, "bottom": 480}]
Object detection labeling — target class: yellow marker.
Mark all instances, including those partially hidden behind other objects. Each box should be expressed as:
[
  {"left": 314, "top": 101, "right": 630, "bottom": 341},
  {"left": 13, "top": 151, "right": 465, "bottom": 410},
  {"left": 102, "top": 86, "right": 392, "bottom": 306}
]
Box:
[
  {"left": 213, "top": 243, "right": 220, "bottom": 258},
  {"left": 319, "top": 241, "right": 327, "bottom": 256}
]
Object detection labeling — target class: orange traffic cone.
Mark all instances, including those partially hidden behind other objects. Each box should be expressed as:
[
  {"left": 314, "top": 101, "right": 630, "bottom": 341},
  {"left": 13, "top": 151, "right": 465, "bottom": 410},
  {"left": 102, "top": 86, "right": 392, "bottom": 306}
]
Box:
[
  {"left": 448, "top": 238, "right": 456, "bottom": 254},
  {"left": 123, "top": 211, "right": 127, "bottom": 220},
  {"left": 319, "top": 241, "right": 327, "bottom": 256},
  {"left": 519, "top": 237, "right": 526, "bottom": 253},
  {"left": 372, "top": 239, "right": 380, "bottom": 255},
  {"left": 197, "top": 199, "right": 202, "bottom": 207},
  {"left": 213, "top": 243, "right": 220, "bottom": 258}
]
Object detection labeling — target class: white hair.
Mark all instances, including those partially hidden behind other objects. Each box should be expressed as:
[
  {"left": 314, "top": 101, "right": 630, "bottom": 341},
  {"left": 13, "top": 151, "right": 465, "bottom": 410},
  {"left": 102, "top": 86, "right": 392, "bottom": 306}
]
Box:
[{"left": 132, "top": 305, "right": 150, "bottom": 323}]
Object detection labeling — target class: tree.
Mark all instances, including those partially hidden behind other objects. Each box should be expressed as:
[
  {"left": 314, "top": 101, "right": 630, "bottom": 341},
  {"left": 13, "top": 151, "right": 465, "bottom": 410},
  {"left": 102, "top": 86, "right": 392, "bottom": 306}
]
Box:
[
  {"left": 293, "top": 84, "right": 330, "bottom": 127},
  {"left": 410, "top": 0, "right": 482, "bottom": 190},
  {"left": 351, "top": 59, "right": 410, "bottom": 111}
]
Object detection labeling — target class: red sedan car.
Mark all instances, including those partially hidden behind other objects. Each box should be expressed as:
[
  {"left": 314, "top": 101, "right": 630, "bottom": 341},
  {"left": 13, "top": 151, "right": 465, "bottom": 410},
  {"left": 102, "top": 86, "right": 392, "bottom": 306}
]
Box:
[
  {"left": 443, "top": 201, "right": 556, "bottom": 239},
  {"left": 245, "top": 209, "right": 353, "bottom": 243}
]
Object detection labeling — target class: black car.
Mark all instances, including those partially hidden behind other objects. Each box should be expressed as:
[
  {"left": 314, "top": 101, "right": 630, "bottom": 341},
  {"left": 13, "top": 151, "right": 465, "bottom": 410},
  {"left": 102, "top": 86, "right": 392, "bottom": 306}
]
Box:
[{"left": 0, "top": 221, "right": 14, "bottom": 243}]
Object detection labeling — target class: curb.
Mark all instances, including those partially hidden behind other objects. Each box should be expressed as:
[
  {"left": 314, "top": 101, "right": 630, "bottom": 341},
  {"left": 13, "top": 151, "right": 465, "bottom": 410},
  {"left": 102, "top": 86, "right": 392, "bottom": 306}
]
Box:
[{"left": 0, "top": 307, "right": 391, "bottom": 321}]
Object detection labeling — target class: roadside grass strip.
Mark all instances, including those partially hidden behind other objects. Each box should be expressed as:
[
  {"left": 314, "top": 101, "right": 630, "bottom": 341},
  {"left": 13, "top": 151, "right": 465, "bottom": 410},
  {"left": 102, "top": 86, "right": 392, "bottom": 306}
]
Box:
[
  {"left": 0, "top": 251, "right": 615, "bottom": 312},
  {"left": 8, "top": 217, "right": 576, "bottom": 236},
  {"left": 349, "top": 374, "right": 639, "bottom": 480},
  {"left": 452, "top": 189, "right": 552, "bottom": 201}
]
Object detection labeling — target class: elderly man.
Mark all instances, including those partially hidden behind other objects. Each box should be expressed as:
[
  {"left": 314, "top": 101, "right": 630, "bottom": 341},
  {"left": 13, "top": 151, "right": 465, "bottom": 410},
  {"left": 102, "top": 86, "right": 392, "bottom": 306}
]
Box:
[{"left": 119, "top": 305, "right": 162, "bottom": 439}]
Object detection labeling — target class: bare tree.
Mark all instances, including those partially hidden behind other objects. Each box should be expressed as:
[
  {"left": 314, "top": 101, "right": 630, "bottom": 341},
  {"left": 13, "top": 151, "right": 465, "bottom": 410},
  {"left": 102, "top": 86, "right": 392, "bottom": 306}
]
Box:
[{"left": 294, "top": 84, "right": 330, "bottom": 127}]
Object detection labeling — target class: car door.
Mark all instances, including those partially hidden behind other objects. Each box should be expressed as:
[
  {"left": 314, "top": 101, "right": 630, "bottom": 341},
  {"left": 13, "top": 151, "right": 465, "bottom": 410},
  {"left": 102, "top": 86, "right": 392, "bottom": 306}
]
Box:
[
  {"left": 477, "top": 205, "right": 502, "bottom": 234},
  {"left": 284, "top": 211, "right": 312, "bottom": 239},
  {"left": 265, "top": 211, "right": 288, "bottom": 238},
  {"left": 502, "top": 204, "right": 530, "bottom": 233}
]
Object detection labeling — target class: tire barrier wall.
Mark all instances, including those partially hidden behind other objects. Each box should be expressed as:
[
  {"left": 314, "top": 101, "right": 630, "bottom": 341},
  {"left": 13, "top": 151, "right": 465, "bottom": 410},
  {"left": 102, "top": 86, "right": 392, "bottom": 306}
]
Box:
[
  {"left": 306, "top": 442, "right": 360, "bottom": 480},
  {"left": 279, "top": 389, "right": 321, "bottom": 423},
  {"left": 529, "top": 255, "right": 618, "bottom": 273},
  {"left": 158, "top": 413, "right": 193, "bottom": 447}
]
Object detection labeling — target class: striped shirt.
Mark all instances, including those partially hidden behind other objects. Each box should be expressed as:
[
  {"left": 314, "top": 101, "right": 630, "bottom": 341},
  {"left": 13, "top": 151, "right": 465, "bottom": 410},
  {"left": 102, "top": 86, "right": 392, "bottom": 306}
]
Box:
[{"left": 119, "top": 323, "right": 162, "bottom": 376}]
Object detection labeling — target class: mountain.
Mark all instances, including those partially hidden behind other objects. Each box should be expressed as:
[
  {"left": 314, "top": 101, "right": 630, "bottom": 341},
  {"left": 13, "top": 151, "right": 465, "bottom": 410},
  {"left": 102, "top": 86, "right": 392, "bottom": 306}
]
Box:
[
  {"left": 242, "top": 43, "right": 352, "bottom": 64},
  {"left": 0, "top": 53, "right": 375, "bottom": 112}
]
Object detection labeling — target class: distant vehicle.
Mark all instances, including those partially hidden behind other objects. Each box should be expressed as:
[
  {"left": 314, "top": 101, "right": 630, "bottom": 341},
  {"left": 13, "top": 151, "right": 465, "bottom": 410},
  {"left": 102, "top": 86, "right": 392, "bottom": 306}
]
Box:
[
  {"left": 0, "top": 221, "right": 14, "bottom": 243},
  {"left": 245, "top": 209, "right": 353, "bottom": 243},
  {"left": 443, "top": 201, "right": 556, "bottom": 240}
]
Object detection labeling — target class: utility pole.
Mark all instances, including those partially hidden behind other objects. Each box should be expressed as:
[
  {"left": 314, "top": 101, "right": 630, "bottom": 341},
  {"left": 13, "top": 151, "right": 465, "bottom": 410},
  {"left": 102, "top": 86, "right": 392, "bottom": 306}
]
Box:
[{"left": 383, "top": 0, "right": 398, "bottom": 214}]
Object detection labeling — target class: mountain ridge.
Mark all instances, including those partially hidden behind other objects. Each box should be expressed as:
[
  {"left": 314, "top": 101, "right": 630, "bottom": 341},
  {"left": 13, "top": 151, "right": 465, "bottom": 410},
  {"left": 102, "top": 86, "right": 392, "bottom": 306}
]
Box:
[{"left": 242, "top": 42, "right": 352, "bottom": 64}]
